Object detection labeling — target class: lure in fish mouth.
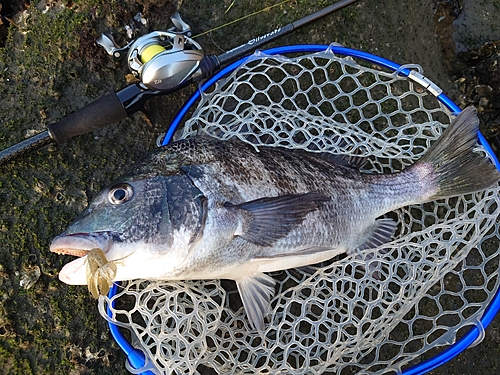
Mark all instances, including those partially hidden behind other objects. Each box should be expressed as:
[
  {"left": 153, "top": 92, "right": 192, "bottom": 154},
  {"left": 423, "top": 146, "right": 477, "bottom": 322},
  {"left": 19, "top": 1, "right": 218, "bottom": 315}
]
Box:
[{"left": 50, "top": 107, "right": 500, "bottom": 330}]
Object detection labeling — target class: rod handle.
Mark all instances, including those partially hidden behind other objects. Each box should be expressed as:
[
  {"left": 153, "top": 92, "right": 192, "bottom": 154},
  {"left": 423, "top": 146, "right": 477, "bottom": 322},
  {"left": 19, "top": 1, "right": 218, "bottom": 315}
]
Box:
[
  {"left": 48, "top": 92, "right": 127, "bottom": 143},
  {"left": 0, "top": 92, "right": 128, "bottom": 165}
]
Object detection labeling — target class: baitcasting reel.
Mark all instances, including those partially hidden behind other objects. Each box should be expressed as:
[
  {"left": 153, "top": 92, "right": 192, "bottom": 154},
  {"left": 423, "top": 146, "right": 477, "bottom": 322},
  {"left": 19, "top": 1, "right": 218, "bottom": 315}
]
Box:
[{"left": 97, "top": 12, "right": 208, "bottom": 92}]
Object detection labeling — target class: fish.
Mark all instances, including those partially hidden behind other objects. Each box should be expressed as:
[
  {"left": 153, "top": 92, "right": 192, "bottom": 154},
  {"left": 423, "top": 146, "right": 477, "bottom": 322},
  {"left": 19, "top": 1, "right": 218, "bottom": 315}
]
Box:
[{"left": 50, "top": 106, "right": 500, "bottom": 330}]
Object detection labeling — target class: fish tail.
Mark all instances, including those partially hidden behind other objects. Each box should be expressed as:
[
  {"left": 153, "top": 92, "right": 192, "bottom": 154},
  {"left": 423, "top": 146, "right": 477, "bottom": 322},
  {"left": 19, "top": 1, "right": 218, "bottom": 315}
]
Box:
[{"left": 413, "top": 106, "right": 499, "bottom": 200}]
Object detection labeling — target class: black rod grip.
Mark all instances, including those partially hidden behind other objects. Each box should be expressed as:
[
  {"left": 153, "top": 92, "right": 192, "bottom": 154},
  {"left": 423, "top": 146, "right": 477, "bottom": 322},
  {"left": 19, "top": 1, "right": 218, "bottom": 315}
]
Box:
[
  {"left": 47, "top": 92, "right": 128, "bottom": 144},
  {"left": 0, "top": 130, "right": 52, "bottom": 165}
]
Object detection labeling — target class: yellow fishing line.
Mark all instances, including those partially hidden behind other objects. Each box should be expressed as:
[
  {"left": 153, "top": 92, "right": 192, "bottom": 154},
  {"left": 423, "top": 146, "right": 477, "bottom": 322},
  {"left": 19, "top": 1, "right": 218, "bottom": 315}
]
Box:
[
  {"left": 193, "top": 0, "right": 292, "bottom": 38},
  {"left": 225, "top": 0, "right": 236, "bottom": 14}
]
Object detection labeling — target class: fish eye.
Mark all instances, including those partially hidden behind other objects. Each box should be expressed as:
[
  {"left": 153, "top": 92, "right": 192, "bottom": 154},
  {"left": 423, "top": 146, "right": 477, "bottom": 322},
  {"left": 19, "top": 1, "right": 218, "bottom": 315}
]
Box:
[{"left": 108, "top": 183, "right": 133, "bottom": 205}]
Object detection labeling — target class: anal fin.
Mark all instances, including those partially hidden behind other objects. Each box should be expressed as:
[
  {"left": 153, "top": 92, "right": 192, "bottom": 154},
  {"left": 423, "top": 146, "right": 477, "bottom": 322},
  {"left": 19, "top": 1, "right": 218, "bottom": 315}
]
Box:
[
  {"left": 235, "top": 273, "right": 276, "bottom": 331},
  {"left": 348, "top": 218, "right": 397, "bottom": 254},
  {"left": 348, "top": 218, "right": 397, "bottom": 280}
]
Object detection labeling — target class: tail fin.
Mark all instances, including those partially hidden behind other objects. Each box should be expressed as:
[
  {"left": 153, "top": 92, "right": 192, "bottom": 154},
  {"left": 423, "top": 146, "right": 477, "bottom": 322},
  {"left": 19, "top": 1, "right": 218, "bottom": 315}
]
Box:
[{"left": 415, "top": 106, "right": 499, "bottom": 200}]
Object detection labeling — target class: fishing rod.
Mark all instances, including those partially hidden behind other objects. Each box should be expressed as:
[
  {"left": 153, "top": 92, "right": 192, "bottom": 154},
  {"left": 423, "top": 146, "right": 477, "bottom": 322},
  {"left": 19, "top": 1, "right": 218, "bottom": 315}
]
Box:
[{"left": 0, "top": 0, "right": 361, "bottom": 165}]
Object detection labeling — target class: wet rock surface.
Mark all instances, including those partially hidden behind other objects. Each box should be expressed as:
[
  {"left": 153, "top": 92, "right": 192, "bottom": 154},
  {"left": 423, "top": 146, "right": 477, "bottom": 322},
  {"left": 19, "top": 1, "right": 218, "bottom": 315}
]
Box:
[{"left": 0, "top": 0, "right": 499, "bottom": 373}]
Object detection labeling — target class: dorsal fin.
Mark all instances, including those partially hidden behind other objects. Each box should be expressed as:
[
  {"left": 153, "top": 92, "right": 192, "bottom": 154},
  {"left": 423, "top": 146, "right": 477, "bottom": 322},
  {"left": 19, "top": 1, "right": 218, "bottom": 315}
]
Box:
[{"left": 318, "top": 152, "right": 367, "bottom": 169}]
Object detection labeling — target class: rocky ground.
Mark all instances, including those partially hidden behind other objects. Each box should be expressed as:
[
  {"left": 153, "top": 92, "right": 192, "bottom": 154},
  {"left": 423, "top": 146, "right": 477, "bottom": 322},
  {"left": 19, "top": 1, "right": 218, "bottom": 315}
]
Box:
[{"left": 0, "top": 0, "right": 499, "bottom": 374}]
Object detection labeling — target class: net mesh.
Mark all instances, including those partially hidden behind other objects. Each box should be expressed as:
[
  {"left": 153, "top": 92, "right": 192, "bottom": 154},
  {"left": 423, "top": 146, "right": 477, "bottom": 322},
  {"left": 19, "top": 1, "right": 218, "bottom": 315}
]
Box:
[{"left": 98, "top": 47, "right": 500, "bottom": 374}]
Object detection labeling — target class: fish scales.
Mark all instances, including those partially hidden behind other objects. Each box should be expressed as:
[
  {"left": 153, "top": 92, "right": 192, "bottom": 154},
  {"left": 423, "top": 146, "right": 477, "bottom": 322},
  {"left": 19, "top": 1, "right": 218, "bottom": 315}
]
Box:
[
  {"left": 160, "top": 139, "right": 424, "bottom": 251},
  {"left": 51, "top": 107, "right": 500, "bottom": 330}
]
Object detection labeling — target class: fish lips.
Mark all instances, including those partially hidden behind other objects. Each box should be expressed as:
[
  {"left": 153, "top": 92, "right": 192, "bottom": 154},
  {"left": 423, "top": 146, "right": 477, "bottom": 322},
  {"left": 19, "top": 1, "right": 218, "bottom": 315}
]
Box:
[
  {"left": 50, "top": 232, "right": 117, "bottom": 285},
  {"left": 50, "top": 231, "right": 116, "bottom": 257}
]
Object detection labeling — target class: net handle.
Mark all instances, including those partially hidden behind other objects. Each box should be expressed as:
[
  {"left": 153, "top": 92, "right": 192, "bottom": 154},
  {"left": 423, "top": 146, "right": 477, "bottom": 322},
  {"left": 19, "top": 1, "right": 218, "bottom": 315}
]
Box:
[{"left": 106, "top": 283, "right": 155, "bottom": 374}]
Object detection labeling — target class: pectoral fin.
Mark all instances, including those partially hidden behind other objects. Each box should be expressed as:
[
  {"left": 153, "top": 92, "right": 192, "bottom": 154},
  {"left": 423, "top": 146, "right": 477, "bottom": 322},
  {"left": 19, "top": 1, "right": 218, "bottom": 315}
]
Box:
[
  {"left": 226, "top": 193, "right": 329, "bottom": 246},
  {"left": 235, "top": 273, "right": 276, "bottom": 331}
]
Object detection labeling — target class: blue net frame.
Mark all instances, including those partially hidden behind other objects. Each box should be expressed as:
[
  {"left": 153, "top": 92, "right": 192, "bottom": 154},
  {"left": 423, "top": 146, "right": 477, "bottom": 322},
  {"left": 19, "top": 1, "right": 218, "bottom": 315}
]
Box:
[{"left": 106, "top": 45, "right": 500, "bottom": 375}]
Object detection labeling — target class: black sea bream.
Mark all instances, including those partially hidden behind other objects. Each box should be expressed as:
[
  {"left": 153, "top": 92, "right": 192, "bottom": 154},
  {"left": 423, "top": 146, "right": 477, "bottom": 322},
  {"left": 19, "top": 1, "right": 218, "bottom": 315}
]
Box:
[{"left": 51, "top": 107, "right": 500, "bottom": 330}]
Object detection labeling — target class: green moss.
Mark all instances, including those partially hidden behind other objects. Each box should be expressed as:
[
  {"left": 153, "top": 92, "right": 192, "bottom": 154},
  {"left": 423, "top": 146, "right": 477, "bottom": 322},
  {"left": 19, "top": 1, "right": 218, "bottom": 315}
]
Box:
[{"left": 0, "top": 344, "right": 32, "bottom": 374}]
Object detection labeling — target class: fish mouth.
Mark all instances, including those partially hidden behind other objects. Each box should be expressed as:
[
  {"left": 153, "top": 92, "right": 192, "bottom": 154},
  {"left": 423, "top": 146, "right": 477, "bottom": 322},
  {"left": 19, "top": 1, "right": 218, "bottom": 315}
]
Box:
[{"left": 50, "top": 232, "right": 116, "bottom": 257}]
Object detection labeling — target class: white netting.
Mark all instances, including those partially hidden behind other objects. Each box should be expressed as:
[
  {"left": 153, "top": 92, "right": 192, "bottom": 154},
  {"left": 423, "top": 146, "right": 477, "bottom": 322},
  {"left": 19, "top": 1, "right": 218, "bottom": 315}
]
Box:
[{"left": 99, "top": 47, "right": 500, "bottom": 374}]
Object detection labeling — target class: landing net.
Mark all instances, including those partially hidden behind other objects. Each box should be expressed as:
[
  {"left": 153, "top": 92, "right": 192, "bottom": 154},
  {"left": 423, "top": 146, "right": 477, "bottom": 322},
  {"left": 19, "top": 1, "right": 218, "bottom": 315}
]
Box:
[{"left": 99, "top": 46, "right": 500, "bottom": 374}]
